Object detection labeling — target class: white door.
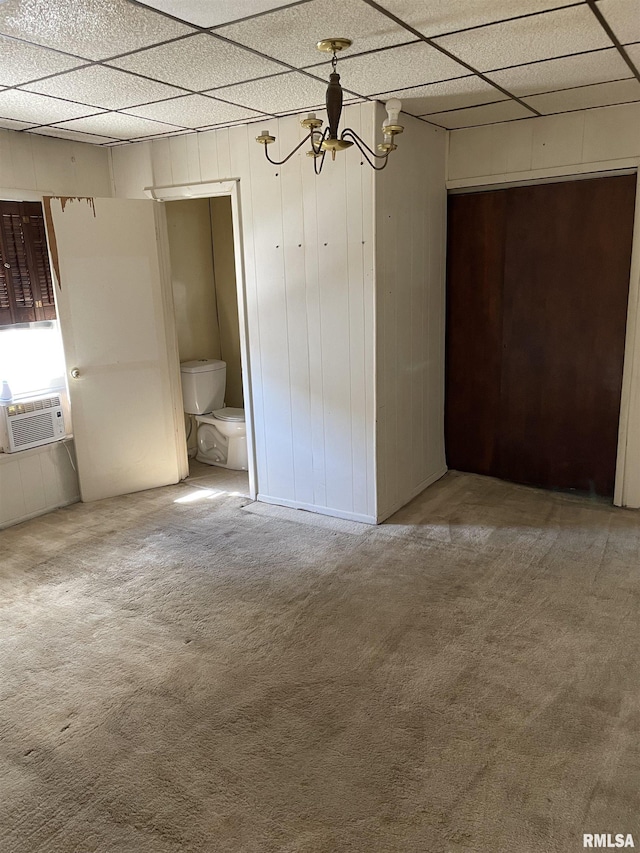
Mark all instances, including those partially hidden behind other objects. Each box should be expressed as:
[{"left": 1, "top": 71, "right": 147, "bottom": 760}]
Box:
[{"left": 43, "top": 196, "right": 187, "bottom": 503}]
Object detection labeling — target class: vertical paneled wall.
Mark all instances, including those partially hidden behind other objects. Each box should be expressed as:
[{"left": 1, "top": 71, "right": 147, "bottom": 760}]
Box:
[
  {"left": 448, "top": 103, "right": 640, "bottom": 185},
  {"left": 0, "top": 441, "right": 79, "bottom": 529},
  {"left": 375, "top": 109, "right": 448, "bottom": 521},
  {"left": 112, "top": 104, "right": 378, "bottom": 522},
  {"left": 0, "top": 128, "right": 112, "bottom": 196}
]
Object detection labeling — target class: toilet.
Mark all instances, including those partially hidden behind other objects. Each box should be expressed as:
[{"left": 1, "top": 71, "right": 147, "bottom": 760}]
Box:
[{"left": 180, "top": 359, "right": 248, "bottom": 470}]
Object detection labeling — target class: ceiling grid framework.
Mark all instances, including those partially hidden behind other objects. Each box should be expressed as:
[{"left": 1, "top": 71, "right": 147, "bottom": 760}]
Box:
[{"left": 0, "top": 0, "right": 635, "bottom": 145}]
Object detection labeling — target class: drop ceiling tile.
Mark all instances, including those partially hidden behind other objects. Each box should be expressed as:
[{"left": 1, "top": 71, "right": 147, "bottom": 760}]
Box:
[
  {"left": 313, "top": 42, "right": 471, "bottom": 97},
  {"left": 0, "top": 0, "right": 193, "bottom": 61},
  {"left": 198, "top": 115, "right": 266, "bottom": 131},
  {"left": 22, "top": 65, "right": 186, "bottom": 110},
  {"left": 117, "top": 128, "right": 189, "bottom": 143},
  {"left": 424, "top": 99, "right": 533, "bottom": 128},
  {"left": 52, "top": 112, "right": 183, "bottom": 139},
  {"left": 209, "top": 72, "right": 327, "bottom": 115},
  {"left": 434, "top": 5, "right": 612, "bottom": 71},
  {"left": 596, "top": 0, "right": 640, "bottom": 45},
  {"left": 0, "top": 90, "right": 102, "bottom": 125},
  {"left": 377, "top": 76, "right": 507, "bottom": 115},
  {"left": 625, "top": 42, "right": 640, "bottom": 69},
  {"left": 0, "top": 35, "right": 86, "bottom": 87},
  {"left": 376, "top": 0, "right": 577, "bottom": 38},
  {"left": 109, "top": 33, "right": 285, "bottom": 91},
  {"left": 524, "top": 77, "right": 640, "bottom": 113},
  {"left": 27, "top": 126, "right": 118, "bottom": 144},
  {"left": 0, "top": 117, "right": 34, "bottom": 130},
  {"left": 485, "top": 48, "right": 633, "bottom": 96},
  {"left": 215, "top": 0, "right": 412, "bottom": 67},
  {"left": 140, "top": 0, "right": 299, "bottom": 28},
  {"left": 273, "top": 95, "right": 363, "bottom": 118},
  {"left": 125, "top": 94, "right": 263, "bottom": 128}
]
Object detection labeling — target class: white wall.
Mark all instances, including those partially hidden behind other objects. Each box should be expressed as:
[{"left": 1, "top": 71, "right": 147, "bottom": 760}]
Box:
[
  {"left": 165, "top": 198, "right": 221, "bottom": 362},
  {"left": 375, "top": 109, "right": 448, "bottom": 521},
  {"left": 446, "top": 102, "right": 640, "bottom": 508},
  {"left": 0, "top": 127, "right": 112, "bottom": 196},
  {"left": 210, "top": 196, "right": 243, "bottom": 409},
  {"left": 112, "top": 105, "right": 378, "bottom": 522},
  {"left": 0, "top": 128, "right": 112, "bottom": 526},
  {"left": 448, "top": 101, "right": 640, "bottom": 185},
  {"left": 0, "top": 440, "right": 79, "bottom": 529}
]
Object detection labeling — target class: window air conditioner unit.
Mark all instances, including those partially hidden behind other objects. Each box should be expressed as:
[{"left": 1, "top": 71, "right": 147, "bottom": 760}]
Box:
[{"left": 0, "top": 395, "right": 66, "bottom": 453}]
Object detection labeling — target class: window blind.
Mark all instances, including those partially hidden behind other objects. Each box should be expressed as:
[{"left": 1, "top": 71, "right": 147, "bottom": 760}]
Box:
[{"left": 0, "top": 201, "right": 57, "bottom": 326}]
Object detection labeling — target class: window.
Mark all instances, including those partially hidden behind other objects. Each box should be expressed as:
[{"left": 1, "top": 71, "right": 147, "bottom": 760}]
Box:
[
  {"left": 0, "top": 200, "right": 65, "bottom": 404},
  {"left": 0, "top": 321, "right": 67, "bottom": 400},
  {"left": 0, "top": 201, "right": 56, "bottom": 326}
]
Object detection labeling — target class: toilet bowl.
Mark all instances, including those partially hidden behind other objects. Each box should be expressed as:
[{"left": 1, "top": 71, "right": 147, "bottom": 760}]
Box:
[
  {"left": 196, "top": 407, "right": 248, "bottom": 470},
  {"left": 180, "top": 360, "right": 248, "bottom": 471}
]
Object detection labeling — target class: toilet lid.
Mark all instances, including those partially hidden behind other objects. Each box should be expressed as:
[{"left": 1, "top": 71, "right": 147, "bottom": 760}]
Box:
[
  {"left": 212, "top": 407, "right": 245, "bottom": 422},
  {"left": 180, "top": 358, "right": 226, "bottom": 373}
]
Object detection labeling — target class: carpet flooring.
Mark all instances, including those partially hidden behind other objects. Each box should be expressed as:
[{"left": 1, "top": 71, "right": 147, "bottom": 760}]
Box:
[{"left": 1, "top": 470, "right": 640, "bottom": 852}]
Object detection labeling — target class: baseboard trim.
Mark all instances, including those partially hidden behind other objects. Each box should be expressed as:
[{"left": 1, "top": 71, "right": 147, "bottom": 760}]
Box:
[
  {"left": 376, "top": 466, "right": 448, "bottom": 523},
  {"left": 256, "top": 494, "right": 376, "bottom": 525},
  {"left": 0, "top": 495, "right": 80, "bottom": 530}
]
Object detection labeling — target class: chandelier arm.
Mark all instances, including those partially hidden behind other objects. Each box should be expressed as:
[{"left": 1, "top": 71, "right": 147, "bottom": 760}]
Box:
[
  {"left": 310, "top": 126, "right": 330, "bottom": 156},
  {"left": 341, "top": 131, "right": 390, "bottom": 171},
  {"left": 313, "top": 149, "right": 327, "bottom": 175},
  {"left": 263, "top": 132, "right": 313, "bottom": 166},
  {"left": 341, "top": 128, "right": 389, "bottom": 160}
]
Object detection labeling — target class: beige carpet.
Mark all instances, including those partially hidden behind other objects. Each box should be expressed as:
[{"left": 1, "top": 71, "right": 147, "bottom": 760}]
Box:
[{"left": 1, "top": 471, "right": 639, "bottom": 852}]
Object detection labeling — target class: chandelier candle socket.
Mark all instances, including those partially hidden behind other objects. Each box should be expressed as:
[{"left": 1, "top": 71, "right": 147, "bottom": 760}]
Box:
[
  {"left": 301, "top": 113, "right": 323, "bottom": 130},
  {"left": 256, "top": 129, "right": 275, "bottom": 145},
  {"left": 255, "top": 38, "right": 404, "bottom": 174}
]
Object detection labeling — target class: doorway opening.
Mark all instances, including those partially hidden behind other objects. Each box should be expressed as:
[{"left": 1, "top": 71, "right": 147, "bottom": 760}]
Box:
[
  {"left": 164, "top": 194, "right": 252, "bottom": 498},
  {"left": 445, "top": 173, "right": 637, "bottom": 500}
]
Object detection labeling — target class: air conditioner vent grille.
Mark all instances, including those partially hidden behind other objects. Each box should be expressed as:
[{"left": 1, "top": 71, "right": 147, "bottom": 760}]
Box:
[
  {"left": 11, "top": 411, "right": 56, "bottom": 447},
  {"left": 0, "top": 397, "right": 66, "bottom": 452}
]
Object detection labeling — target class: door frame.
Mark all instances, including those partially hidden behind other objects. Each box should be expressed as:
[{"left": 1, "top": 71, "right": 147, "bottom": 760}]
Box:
[
  {"left": 446, "top": 160, "right": 640, "bottom": 508},
  {"left": 145, "top": 179, "right": 257, "bottom": 501}
]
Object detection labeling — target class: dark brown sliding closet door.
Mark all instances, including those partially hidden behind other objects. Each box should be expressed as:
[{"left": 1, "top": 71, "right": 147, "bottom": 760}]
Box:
[
  {"left": 445, "top": 190, "right": 506, "bottom": 477},
  {"left": 446, "top": 174, "right": 636, "bottom": 497}
]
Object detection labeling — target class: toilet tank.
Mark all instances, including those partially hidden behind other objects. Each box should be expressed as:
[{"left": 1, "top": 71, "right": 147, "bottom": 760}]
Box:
[{"left": 180, "top": 359, "right": 226, "bottom": 414}]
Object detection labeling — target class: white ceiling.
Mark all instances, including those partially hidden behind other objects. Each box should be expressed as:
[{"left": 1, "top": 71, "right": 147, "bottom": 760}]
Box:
[{"left": 0, "top": 0, "right": 637, "bottom": 145}]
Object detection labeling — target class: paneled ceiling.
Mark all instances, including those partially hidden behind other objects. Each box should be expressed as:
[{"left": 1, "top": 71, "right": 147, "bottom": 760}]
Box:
[{"left": 0, "top": 0, "right": 638, "bottom": 145}]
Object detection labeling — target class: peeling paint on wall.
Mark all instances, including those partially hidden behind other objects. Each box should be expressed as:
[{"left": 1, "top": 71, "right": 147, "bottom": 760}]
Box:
[
  {"left": 58, "top": 196, "right": 96, "bottom": 217},
  {"left": 41, "top": 196, "right": 97, "bottom": 290},
  {"left": 41, "top": 197, "right": 61, "bottom": 291}
]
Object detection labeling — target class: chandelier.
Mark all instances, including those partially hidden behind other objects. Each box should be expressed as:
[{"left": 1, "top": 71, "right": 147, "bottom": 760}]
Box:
[{"left": 256, "top": 38, "right": 404, "bottom": 173}]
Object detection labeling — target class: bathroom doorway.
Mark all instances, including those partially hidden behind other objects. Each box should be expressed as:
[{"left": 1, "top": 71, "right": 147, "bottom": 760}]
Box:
[{"left": 163, "top": 189, "right": 254, "bottom": 497}]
